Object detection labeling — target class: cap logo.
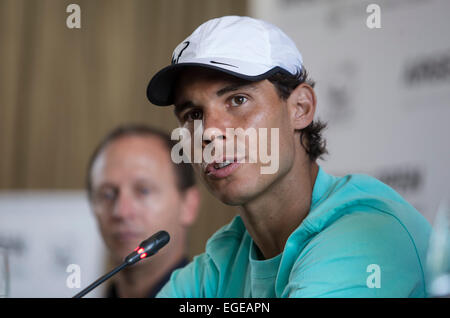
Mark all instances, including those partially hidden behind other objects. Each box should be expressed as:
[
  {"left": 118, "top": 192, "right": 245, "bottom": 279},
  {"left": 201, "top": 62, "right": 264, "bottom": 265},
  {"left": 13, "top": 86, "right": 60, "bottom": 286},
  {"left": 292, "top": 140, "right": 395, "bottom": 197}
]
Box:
[
  {"left": 171, "top": 41, "right": 190, "bottom": 65},
  {"left": 210, "top": 60, "right": 238, "bottom": 68}
]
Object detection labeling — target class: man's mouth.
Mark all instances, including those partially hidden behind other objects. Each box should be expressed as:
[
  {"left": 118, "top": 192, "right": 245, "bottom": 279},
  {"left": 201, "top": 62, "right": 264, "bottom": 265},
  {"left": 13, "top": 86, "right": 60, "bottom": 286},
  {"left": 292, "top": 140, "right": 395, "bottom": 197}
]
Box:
[
  {"left": 203, "top": 158, "right": 243, "bottom": 179},
  {"left": 113, "top": 231, "right": 140, "bottom": 243},
  {"left": 214, "top": 160, "right": 233, "bottom": 169}
]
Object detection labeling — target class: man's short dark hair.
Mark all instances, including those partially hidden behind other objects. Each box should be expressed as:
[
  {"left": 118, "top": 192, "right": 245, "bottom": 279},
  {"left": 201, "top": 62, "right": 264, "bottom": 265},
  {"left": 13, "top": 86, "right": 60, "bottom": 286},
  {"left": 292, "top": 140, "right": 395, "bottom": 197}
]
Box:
[
  {"left": 268, "top": 67, "right": 328, "bottom": 162},
  {"left": 86, "top": 124, "right": 196, "bottom": 199}
]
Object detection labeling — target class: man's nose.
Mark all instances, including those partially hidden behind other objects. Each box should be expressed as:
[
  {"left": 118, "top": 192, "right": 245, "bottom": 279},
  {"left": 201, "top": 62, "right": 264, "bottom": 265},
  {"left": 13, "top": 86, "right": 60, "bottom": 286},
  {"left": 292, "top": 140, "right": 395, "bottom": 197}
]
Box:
[
  {"left": 202, "top": 126, "right": 226, "bottom": 149},
  {"left": 201, "top": 109, "right": 229, "bottom": 148},
  {"left": 112, "top": 191, "right": 136, "bottom": 219}
]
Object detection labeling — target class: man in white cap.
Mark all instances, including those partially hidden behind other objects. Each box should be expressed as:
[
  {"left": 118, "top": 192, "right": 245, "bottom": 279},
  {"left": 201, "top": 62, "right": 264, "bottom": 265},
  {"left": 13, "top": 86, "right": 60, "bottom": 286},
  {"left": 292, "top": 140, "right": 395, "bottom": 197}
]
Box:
[{"left": 146, "top": 16, "right": 431, "bottom": 297}]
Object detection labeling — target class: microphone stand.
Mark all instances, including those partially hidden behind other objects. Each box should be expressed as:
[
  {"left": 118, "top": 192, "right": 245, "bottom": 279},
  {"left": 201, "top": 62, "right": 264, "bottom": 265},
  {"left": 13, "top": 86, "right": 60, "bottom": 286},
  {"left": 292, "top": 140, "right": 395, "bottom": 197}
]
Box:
[
  {"left": 73, "top": 230, "right": 170, "bottom": 298},
  {"left": 73, "top": 262, "right": 128, "bottom": 298}
]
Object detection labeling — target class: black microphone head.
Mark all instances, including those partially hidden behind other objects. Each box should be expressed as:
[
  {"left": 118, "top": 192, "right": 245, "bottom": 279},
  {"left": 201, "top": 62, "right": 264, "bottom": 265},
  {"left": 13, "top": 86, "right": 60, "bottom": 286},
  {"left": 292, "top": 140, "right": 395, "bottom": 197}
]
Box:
[
  {"left": 124, "top": 231, "right": 170, "bottom": 265},
  {"left": 141, "top": 231, "right": 170, "bottom": 256}
]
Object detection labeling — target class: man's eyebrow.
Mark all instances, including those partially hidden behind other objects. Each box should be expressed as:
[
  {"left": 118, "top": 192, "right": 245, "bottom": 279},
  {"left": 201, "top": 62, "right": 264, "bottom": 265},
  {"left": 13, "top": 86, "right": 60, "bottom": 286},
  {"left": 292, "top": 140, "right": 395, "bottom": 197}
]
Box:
[
  {"left": 173, "top": 82, "right": 256, "bottom": 115},
  {"left": 95, "top": 182, "right": 117, "bottom": 193},
  {"left": 174, "top": 100, "right": 196, "bottom": 116},
  {"left": 216, "top": 82, "right": 257, "bottom": 97}
]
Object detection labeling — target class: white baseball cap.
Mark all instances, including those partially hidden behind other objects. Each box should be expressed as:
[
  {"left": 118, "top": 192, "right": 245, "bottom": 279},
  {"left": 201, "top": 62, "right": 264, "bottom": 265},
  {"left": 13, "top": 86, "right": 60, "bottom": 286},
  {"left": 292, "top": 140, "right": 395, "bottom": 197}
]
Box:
[{"left": 146, "top": 15, "right": 303, "bottom": 106}]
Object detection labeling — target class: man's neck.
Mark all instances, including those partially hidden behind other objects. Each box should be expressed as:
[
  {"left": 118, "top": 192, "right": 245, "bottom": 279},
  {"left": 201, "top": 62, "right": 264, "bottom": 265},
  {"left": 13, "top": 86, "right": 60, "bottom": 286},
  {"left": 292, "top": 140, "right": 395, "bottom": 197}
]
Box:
[{"left": 240, "top": 158, "right": 319, "bottom": 260}]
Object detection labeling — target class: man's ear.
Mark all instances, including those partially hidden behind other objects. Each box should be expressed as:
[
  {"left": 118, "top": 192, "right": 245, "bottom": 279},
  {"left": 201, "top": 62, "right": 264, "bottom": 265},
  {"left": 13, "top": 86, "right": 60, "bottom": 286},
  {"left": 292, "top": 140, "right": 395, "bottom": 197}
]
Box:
[
  {"left": 179, "top": 186, "right": 200, "bottom": 227},
  {"left": 287, "top": 83, "right": 317, "bottom": 130}
]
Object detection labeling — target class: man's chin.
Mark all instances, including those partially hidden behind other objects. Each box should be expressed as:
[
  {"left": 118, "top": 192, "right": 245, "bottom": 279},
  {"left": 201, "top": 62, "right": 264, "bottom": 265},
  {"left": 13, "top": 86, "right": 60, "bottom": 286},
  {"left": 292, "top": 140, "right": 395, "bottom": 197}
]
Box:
[
  {"left": 201, "top": 164, "right": 268, "bottom": 205},
  {"left": 207, "top": 170, "right": 281, "bottom": 206},
  {"left": 210, "top": 183, "right": 256, "bottom": 206}
]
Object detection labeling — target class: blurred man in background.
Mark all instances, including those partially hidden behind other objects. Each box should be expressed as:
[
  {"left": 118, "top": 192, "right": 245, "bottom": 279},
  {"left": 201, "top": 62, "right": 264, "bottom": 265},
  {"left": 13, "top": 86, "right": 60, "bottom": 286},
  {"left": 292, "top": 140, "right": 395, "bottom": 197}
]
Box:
[{"left": 86, "top": 124, "right": 200, "bottom": 298}]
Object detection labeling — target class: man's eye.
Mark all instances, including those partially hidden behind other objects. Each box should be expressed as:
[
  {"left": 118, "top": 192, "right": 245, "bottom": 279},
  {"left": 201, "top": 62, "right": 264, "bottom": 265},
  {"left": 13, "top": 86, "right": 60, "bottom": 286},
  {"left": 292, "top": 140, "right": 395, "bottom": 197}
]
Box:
[
  {"left": 96, "top": 189, "right": 117, "bottom": 203},
  {"left": 184, "top": 109, "right": 203, "bottom": 121},
  {"left": 230, "top": 95, "right": 248, "bottom": 107},
  {"left": 136, "top": 187, "right": 150, "bottom": 196}
]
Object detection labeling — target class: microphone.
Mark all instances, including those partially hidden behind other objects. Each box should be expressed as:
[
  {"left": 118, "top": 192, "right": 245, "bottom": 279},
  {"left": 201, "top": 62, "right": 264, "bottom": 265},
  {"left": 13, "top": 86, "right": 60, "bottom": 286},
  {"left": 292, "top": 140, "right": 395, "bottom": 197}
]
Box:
[{"left": 73, "top": 231, "right": 170, "bottom": 298}]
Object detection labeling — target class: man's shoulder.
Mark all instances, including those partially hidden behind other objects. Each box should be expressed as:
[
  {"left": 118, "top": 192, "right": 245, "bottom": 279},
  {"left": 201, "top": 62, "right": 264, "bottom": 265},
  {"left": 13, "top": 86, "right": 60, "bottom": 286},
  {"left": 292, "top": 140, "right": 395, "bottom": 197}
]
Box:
[
  {"left": 297, "top": 169, "right": 432, "bottom": 286},
  {"left": 286, "top": 211, "right": 428, "bottom": 297},
  {"left": 306, "top": 170, "right": 432, "bottom": 259},
  {"left": 310, "top": 210, "right": 415, "bottom": 248},
  {"left": 307, "top": 169, "right": 431, "bottom": 238},
  {"left": 321, "top": 170, "right": 409, "bottom": 209}
]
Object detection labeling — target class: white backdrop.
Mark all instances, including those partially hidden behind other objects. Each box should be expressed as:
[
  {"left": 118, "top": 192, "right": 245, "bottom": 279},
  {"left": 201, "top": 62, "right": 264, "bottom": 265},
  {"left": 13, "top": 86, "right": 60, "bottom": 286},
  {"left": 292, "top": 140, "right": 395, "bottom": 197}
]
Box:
[
  {"left": 250, "top": 0, "right": 450, "bottom": 223},
  {"left": 0, "top": 191, "right": 106, "bottom": 297}
]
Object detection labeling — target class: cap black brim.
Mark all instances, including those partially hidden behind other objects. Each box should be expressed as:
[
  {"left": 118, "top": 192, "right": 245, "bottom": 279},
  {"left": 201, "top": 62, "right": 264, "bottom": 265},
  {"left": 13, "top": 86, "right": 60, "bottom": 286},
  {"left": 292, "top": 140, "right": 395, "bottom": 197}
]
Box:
[{"left": 146, "top": 64, "right": 287, "bottom": 106}]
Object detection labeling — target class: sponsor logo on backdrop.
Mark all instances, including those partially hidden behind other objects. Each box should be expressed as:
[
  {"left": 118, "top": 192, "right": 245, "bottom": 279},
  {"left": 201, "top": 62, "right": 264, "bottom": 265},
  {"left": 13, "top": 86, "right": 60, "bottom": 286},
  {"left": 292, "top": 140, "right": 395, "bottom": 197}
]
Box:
[
  {"left": 0, "top": 234, "right": 26, "bottom": 257},
  {"left": 375, "top": 166, "right": 424, "bottom": 194},
  {"left": 323, "top": 61, "right": 358, "bottom": 125},
  {"left": 404, "top": 51, "right": 450, "bottom": 86}
]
